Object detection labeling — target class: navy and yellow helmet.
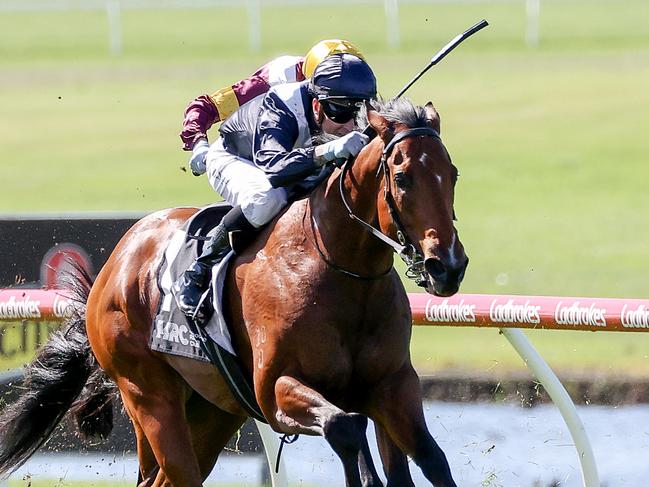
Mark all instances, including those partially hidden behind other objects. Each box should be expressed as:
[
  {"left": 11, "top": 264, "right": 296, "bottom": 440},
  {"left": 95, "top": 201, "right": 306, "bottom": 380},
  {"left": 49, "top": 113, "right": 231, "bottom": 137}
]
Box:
[{"left": 303, "top": 39, "right": 365, "bottom": 78}]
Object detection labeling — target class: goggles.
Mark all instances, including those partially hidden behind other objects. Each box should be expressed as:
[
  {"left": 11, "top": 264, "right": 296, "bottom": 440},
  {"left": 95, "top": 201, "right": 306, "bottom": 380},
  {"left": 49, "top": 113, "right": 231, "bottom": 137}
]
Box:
[{"left": 320, "top": 98, "right": 364, "bottom": 124}]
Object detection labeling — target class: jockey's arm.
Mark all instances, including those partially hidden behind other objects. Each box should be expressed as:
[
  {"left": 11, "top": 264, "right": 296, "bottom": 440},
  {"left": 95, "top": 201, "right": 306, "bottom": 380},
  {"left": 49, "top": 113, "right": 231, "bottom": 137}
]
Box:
[
  {"left": 253, "top": 90, "right": 369, "bottom": 186},
  {"left": 253, "top": 92, "right": 320, "bottom": 188},
  {"left": 180, "top": 56, "right": 305, "bottom": 151},
  {"left": 180, "top": 94, "right": 219, "bottom": 151}
]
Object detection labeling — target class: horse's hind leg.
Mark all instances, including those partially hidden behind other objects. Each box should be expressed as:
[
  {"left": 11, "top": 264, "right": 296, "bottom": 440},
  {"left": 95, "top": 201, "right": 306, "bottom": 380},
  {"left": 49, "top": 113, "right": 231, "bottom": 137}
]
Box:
[
  {"left": 137, "top": 390, "right": 247, "bottom": 486},
  {"left": 112, "top": 354, "right": 204, "bottom": 487},
  {"left": 374, "top": 425, "right": 415, "bottom": 487},
  {"left": 185, "top": 391, "right": 246, "bottom": 478},
  {"left": 368, "top": 365, "right": 456, "bottom": 487},
  {"left": 271, "top": 375, "right": 382, "bottom": 487},
  {"left": 121, "top": 405, "right": 172, "bottom": 487},
  {"left": 127, "top": 415, "right": 159, "bottom": 487}
]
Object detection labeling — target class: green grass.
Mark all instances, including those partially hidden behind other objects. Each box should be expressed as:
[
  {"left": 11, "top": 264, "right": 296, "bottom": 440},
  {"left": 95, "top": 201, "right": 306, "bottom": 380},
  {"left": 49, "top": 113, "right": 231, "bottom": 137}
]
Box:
[
  {"left": 410, "top": 326, "right": 649, "bottom": 378},
  {"left": 1, "top": 0, "right": 649, "bottom": 377},
  {"left": 0, "top": 321, "right": 55, "bottom": 371}
]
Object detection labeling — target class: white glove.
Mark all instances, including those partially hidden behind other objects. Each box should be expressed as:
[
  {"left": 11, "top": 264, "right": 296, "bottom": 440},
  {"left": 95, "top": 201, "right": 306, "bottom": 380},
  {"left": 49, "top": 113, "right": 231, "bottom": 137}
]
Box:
[
  {"left": 319, "top": 131, "right": 369, "bottom": 163},
  {"left": 188, "top": 139, "right": 209, "bottom": 176}
]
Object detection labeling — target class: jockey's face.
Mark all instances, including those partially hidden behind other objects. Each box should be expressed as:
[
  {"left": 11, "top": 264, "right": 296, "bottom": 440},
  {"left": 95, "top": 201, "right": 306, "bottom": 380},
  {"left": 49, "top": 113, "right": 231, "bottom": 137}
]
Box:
[{"left": 312, "top": 99, "right": 355, "bottom": 136}]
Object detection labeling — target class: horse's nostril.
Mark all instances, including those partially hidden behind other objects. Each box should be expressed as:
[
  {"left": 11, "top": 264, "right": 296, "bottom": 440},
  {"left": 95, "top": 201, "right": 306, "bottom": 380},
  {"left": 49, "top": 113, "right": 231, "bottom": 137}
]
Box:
[{"left": 425, "top": 258, "right": 447, "bottom": 280}]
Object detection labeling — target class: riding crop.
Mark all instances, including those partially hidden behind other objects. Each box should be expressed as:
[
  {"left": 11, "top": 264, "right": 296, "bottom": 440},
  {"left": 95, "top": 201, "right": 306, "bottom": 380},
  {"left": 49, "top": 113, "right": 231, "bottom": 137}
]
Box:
[{"left": 394, "top": 19, "right": 489, "bottom": 100}]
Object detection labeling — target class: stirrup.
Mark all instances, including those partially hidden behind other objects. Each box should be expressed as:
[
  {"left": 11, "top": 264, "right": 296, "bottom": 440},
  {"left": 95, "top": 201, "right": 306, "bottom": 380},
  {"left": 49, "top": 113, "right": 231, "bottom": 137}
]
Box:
[{"left": 172, "top": 272, "right": 209, "bottom": 323}]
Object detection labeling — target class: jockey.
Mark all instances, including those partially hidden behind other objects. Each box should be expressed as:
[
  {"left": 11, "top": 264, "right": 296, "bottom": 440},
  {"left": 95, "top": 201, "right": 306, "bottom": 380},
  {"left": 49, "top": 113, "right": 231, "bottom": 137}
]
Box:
[
  {"left": 181, "top": 39, "right": 365, "bottom": 176},
  {"left": 173, "top": 53, "right": 378, "bottom": 320}
]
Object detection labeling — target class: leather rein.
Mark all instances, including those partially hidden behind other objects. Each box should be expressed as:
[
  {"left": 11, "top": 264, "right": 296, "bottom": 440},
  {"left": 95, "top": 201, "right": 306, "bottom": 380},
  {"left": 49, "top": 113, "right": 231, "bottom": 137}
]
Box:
[{"left": 309, "top": 126, "right": 441, "bottom": 284}]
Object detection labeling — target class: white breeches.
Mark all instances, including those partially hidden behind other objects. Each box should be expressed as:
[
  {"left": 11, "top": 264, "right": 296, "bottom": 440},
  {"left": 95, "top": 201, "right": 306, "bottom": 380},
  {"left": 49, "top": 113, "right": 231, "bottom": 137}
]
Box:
[{"left": 206, "top": 139, "right": 288, "bottom": 228}]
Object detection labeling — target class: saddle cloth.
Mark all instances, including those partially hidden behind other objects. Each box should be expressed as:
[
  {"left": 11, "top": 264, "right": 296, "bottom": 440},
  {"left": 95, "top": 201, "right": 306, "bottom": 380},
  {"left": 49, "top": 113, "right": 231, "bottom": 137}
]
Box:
[{"left": 149, "top": 203, "right": 266, "bottom": 422}]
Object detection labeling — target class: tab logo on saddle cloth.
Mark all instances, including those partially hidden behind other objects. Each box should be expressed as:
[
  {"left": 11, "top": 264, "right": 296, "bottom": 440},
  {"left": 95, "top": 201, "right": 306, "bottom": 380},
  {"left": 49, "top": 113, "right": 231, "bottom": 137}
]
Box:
[{"left": 154, "top": 318, "right": 205, "bottom": 349}]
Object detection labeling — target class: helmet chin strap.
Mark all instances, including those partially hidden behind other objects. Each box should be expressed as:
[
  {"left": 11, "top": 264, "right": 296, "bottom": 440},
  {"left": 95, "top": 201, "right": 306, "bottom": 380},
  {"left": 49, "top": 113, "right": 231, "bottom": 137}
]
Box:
[{"left": 339, "top": 127, "right": 441, "bottom": 287}]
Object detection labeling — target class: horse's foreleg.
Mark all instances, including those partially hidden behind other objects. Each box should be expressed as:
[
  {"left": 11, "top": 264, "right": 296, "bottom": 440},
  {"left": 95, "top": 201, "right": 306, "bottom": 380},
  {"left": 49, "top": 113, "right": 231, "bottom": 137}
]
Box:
[
  {"left": 357, "top": 439, "right": 384, "bottom": 487},
  {"left": 271, "top": 375, "right": 382, "bottom": 487},
  {"left": 369, "top": 365, "right": 456, "bottom": 487},
  {"left": 374, "top": 424, "right": 415, "bottom": 487}
]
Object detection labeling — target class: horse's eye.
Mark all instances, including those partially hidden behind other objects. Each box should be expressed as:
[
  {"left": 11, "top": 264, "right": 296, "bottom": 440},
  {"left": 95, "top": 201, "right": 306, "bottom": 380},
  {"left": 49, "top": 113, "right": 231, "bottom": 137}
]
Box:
[{"left": 394, "top": 172, "right": 412, "bottom": 190}]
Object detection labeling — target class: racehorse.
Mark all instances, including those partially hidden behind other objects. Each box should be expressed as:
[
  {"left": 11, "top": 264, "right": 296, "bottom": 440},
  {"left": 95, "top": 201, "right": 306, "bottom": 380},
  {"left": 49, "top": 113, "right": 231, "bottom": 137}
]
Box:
[{"left": 0, "top": 98, "right": 468, "bottom": 487}]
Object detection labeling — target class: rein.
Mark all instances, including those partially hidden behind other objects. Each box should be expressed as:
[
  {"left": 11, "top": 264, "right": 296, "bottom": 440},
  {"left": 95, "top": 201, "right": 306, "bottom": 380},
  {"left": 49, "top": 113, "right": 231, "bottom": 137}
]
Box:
[
  {"left": 338, "top": 126, "right": 442, "bottom": 287},
  {"left": 305, "top": 206, "right": 393, "bottom": 280}
]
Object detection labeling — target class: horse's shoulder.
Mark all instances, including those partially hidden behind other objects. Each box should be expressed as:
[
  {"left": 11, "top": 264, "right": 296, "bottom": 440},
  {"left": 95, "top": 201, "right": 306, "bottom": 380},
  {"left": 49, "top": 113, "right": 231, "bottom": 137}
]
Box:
[{"left": 259, "top": 199, "right": 308, "bottom": 248}]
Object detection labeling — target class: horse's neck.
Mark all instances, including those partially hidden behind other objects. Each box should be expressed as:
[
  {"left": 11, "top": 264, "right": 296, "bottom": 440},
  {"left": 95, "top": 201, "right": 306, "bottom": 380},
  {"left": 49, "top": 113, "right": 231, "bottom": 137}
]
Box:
[{"left": 309, "top": 142, "right": 394, "bottom": 276}]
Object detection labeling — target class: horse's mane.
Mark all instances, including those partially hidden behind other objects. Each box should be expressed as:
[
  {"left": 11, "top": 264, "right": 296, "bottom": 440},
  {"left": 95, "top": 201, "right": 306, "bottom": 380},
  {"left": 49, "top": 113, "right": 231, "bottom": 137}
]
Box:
[
  {"left": 356, "top": 97, "right": 430, "bottom": 130},
  {"left": 310, "top": 98, "right": 429, "bottom": 146}
]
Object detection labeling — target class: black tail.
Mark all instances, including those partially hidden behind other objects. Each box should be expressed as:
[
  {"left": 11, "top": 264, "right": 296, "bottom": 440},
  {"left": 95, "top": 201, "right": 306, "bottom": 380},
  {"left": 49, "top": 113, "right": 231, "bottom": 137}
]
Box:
[{"left": 0, "top": 265, "right": 117, "bottom": 477}]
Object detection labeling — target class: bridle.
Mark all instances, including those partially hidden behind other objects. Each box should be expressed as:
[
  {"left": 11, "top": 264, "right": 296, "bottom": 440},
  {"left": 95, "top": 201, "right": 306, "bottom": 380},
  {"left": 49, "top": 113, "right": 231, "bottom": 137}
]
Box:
[
  {"left": 302, "top": 18, "right": 486, "bottom": 282},
  {"left": 335, "top": 126, "right": 442, "bottom": 285}
]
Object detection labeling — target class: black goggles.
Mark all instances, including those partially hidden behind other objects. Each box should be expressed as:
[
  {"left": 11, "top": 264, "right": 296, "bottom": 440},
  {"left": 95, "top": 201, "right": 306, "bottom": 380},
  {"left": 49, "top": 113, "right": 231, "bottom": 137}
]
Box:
[{"left": 320, "top": 99, "right": 364, "bottom": 124}]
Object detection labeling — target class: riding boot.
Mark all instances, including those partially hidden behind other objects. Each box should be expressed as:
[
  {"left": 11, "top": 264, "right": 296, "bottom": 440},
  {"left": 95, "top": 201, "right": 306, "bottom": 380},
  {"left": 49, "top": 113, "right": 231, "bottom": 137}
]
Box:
[
  {"left": 172, "top": 222, "right": 230, "bottom": 321},
  {"left": 173, "top": 205, "right": 257, "bottom": 323}
]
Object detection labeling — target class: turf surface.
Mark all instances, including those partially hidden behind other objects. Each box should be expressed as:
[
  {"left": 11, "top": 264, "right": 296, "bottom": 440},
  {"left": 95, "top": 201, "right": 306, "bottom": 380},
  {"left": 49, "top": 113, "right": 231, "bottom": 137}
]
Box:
[{"left": 1, "top": 0, "right": 648, "bottom": 376}]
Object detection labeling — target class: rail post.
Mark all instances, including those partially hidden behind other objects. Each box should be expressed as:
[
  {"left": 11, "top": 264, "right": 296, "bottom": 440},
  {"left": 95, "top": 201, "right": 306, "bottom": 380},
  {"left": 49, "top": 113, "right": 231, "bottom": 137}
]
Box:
[
  {"left": 255, "top": 420, "right": 288, "bottom": 487},
  {"left": 501, "top": 328, "right": 600, "bottom": 487}
]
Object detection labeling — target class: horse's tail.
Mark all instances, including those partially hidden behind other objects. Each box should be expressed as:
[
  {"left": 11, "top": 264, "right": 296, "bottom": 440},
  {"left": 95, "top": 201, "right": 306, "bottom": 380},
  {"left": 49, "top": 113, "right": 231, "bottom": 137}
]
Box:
[{"left": 0, "top": 265, "right": 117, "bottom": 477}]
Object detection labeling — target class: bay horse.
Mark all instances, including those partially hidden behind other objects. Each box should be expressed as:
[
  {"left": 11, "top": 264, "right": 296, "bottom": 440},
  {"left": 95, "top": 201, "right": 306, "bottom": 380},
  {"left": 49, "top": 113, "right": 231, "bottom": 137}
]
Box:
[{"left": 0, "top": 98, "right": 467, "bottom": 487}]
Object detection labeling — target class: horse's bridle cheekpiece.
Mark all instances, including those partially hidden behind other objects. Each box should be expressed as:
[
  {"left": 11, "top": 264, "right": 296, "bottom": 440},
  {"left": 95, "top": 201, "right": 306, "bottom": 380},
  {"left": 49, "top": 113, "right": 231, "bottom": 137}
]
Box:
[{"left": 339, "top": 126, "right": 442, "bottom": 286}]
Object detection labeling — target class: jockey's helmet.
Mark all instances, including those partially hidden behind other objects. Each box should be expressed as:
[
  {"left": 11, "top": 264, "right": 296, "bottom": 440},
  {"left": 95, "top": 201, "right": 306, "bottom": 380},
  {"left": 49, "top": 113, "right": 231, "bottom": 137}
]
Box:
[
  {"left": 310, "top": 54, "right": 377, "bottom": 103},
  {"left": 302, "top": 39, "right": 365, "bottom": 78},
  {"left": 310, "top": 54, "right": 377, "bottom": 122}
]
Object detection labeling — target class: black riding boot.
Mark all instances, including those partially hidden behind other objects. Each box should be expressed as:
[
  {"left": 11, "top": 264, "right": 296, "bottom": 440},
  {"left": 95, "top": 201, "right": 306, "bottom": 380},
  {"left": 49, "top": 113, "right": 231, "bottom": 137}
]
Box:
[{"left": 173, "top": 206, "right": 255, "bottom": 322}]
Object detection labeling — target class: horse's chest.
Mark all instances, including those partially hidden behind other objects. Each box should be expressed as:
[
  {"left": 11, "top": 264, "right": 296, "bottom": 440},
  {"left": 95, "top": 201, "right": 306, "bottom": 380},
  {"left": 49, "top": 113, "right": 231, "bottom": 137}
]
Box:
[
  {"left": 280, "top": 317, "right": 402, "bottom": 389},
  {"left": 241, "top": 255, "right": 410, "bottom": 393}
]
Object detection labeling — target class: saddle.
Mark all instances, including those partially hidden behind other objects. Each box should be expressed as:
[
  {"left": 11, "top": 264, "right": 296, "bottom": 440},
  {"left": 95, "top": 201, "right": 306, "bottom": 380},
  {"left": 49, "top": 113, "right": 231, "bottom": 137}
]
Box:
[{"left": 150, "top": 202, "right": 266, "bottom": 422}]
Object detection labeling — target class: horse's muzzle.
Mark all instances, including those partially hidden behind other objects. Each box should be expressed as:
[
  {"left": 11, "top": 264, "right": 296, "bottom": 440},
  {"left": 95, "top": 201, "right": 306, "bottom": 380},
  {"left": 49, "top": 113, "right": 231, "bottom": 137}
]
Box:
[{"left": 424, "top": 255, "right": 469, "bottom": 297}]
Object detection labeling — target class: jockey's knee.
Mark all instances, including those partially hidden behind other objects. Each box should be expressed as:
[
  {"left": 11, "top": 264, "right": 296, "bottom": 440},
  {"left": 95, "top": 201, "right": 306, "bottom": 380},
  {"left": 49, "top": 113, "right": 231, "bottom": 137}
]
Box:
[{"left": 242, "top": 188, "right": 288, "bottom": 228}]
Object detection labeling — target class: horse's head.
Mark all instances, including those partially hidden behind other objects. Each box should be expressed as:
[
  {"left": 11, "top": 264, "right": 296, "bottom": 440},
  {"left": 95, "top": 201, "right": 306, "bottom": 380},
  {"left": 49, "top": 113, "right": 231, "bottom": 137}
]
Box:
[{"left": 366, "top": 99, "right": 468, "bottom": 296}]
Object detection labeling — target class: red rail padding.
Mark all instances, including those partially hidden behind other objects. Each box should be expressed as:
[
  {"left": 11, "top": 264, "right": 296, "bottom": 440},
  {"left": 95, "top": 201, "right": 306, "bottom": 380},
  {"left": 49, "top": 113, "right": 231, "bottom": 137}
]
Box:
[
  {"left": 2, "top": 289, "right": 649, "bottom": 332},
  {"left": 410, "top": 293, "right": 649, "bottom": 332},
  {"left": 0, "top": 289, "right": 76, "bottom": 321}
]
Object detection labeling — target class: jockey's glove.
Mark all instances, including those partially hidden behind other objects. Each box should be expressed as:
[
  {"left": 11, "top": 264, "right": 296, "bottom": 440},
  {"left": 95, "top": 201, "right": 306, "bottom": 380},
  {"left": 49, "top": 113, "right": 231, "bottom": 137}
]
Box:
[
  {"left": 317, "top": 131, "right": 369, "bottom": 165},
  {"left": 188, "top": 139, "right": 210, "bottom": 176}
]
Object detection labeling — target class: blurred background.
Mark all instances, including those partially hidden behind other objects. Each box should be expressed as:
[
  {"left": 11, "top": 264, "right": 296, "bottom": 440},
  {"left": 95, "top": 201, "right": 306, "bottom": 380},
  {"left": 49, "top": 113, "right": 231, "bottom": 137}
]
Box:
[
  {"left": 2, "top": 0, "right": 648, "bottom": 376},
  {"left": 1, "top": 0, "right": 649, "bottom": 485}
]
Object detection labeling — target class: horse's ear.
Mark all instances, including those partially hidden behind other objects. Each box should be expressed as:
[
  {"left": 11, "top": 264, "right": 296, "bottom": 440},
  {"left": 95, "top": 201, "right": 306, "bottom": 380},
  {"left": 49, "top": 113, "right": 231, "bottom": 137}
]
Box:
[
  {"left": 424, "top": 102, "right": 441, "bottom": 134},
  {"left": 367, "top": 105, "right": 394, "bottom": 142}
]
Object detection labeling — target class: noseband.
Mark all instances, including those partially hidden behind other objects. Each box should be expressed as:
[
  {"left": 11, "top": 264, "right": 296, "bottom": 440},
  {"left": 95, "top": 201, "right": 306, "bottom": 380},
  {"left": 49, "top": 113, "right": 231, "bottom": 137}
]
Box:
[{"left": 339, "top": 126, "right": 441, "bottom": 286}]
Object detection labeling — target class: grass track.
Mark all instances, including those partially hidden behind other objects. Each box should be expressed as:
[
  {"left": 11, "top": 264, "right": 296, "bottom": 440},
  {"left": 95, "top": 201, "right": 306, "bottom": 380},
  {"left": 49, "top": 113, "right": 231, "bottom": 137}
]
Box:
[{"left": 1, "top": 0, "right": 649, "bottom": 376}]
